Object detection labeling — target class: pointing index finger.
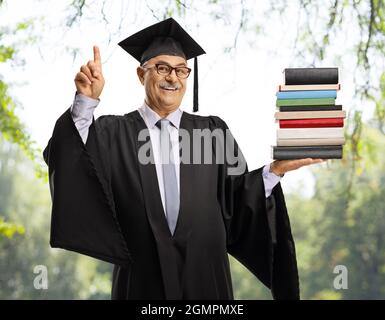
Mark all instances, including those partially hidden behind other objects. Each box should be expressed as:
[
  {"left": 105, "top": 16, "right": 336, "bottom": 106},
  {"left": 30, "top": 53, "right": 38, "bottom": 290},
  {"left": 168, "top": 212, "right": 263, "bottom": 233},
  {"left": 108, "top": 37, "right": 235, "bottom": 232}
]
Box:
[{"left": 93, "top": 45, "right": 101, "bottom": 65}]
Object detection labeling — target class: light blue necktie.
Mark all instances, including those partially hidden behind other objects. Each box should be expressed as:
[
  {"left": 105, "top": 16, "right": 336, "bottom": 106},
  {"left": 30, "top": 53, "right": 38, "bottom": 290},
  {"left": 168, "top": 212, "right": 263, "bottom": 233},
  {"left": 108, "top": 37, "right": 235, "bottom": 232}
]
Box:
[{"left": 156, "top": 119, "right": 179, "bottom": 235}]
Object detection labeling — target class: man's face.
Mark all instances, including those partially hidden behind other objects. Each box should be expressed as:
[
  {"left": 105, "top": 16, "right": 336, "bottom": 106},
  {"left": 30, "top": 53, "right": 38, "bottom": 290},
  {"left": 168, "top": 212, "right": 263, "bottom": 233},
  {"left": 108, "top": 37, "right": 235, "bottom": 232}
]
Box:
[{"left": 137, "top": 55, "right": 188, "bottom": 112}]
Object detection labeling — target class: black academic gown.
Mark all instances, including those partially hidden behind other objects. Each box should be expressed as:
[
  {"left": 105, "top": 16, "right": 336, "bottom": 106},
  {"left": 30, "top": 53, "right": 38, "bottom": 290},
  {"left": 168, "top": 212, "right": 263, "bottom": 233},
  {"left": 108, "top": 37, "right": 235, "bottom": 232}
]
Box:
[{"left": 43, "top": 108, "right": 300, "bottom": 300}]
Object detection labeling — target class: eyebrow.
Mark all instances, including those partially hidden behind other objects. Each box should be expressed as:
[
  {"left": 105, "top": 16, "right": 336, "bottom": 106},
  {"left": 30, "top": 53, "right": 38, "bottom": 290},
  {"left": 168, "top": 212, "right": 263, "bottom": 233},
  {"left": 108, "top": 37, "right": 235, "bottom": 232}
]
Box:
[{"left": 156, "top": 60, "right": 187, "bottom": 67}]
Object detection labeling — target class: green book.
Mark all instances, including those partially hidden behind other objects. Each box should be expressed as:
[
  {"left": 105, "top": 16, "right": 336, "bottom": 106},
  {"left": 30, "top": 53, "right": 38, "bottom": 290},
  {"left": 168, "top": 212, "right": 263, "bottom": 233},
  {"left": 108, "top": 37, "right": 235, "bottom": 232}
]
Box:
[{"left": 276, "top": 98, "right": 335, "bottom": 107}]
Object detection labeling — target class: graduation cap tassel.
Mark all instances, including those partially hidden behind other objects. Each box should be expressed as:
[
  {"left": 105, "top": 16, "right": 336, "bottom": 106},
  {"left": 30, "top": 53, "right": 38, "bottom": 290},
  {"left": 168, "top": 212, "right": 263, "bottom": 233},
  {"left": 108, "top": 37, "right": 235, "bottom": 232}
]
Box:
[{"left": 193, "top": 57, "right": 199, "bottom": 112}]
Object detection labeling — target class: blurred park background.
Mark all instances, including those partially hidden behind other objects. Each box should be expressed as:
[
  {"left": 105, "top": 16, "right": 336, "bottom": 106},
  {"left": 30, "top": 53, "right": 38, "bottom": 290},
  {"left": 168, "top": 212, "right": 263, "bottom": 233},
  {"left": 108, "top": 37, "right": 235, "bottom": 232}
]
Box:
[{"left": 0, "top": 0, "right": 384, "bottom": 299}]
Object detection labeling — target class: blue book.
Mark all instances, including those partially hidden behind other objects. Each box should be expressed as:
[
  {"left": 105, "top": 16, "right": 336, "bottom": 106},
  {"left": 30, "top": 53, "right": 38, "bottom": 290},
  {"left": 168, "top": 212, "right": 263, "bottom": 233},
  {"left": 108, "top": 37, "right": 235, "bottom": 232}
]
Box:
[{"left": 276, "top": 90, "right": 337, "bottom": 100}]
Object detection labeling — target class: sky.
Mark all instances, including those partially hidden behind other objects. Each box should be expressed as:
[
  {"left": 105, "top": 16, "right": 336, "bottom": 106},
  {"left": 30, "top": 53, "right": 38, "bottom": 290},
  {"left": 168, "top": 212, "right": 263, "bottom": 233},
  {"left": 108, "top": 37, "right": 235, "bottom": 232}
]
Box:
[{"left": 0, "top": 0, "right": 369, "bottom": 197}]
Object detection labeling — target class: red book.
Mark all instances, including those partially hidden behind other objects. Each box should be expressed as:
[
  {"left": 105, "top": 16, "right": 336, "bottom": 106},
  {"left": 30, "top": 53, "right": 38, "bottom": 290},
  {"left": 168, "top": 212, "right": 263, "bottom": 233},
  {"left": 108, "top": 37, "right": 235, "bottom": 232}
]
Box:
[{"left": 279, "top": 118, "right": 344, "bottom": 128}]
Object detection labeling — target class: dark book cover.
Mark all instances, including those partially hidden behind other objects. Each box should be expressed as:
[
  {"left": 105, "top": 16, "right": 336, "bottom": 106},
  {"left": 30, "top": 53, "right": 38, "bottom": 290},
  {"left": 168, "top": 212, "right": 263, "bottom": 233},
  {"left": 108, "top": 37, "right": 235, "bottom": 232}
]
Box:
[
  {"left": 284, "top": 67, "right": 338, "bottom": 85},
  {"left": 279, "top": 105, "right": 343, "bottom": 112},
  {"left": 272, "top": 145, "right": 343, "bottom": 159}
]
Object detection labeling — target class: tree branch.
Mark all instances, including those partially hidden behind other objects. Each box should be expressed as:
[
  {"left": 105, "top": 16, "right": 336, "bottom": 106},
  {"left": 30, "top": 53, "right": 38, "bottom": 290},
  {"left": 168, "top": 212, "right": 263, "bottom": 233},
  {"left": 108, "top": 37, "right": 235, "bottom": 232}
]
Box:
[{"left": 66, "top": 0, "right": 86, "bottom": 27}]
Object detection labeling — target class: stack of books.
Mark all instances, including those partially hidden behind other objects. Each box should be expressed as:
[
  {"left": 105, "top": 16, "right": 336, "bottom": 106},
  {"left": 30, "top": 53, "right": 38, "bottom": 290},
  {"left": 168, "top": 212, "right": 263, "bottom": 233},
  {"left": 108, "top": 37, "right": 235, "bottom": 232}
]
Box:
[{"left": 272, "top": 67, "right": 345, "bottom": 160}]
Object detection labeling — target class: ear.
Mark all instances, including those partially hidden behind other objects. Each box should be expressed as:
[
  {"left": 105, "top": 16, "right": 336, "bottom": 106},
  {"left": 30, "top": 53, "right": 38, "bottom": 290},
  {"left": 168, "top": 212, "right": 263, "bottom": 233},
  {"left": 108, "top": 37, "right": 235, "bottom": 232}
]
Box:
[{"left": 137, "top": 66, "right": 145, "bottom": 85}]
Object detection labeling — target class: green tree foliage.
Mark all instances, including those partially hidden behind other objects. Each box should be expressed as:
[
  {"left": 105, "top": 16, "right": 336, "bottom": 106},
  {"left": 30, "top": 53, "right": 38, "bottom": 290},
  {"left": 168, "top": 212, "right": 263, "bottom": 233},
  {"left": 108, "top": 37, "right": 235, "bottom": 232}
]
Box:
[
  {"left": 0, "top": 218, "right": 24, "bottom": 239},
  {"left": 0, "top": 2, "right": 47, "bottom": 238},
  {"left": 0, "top": 6, "right": 45, "bottom": 180}
]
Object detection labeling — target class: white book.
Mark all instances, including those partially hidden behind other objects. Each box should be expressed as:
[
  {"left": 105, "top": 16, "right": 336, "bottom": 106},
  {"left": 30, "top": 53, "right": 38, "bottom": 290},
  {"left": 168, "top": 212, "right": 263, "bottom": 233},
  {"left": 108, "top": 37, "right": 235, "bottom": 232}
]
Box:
[
  {"left": 277, "top": 138, "right": 346, "bottom": 146},
  {"left": 277, "top": 128, "right": 344, "bottom": 139},
  {"left": 278, "top": 84, "right": 341, "bottom": 91}
]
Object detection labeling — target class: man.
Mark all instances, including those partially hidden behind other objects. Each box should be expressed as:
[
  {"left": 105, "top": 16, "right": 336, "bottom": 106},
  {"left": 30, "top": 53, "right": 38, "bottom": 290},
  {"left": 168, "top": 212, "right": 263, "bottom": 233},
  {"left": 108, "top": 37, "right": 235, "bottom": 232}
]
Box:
[{"left": 43, "top": 18, "right": 324, "bottom": 300}]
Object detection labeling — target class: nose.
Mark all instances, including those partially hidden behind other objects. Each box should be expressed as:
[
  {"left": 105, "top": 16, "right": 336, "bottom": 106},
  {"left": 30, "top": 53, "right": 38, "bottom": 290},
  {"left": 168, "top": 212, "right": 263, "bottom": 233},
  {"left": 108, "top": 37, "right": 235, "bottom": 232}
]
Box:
[{"left": 165, "top": 68, "right": 178, "bottom": 81}]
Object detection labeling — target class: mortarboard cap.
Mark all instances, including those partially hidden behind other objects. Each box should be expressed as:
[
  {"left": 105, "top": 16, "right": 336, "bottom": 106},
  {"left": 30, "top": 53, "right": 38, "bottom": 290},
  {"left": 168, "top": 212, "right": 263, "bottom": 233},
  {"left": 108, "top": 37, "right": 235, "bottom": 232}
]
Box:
[{"left": 118, "top": 18, "right": 205, "bottom": 112}]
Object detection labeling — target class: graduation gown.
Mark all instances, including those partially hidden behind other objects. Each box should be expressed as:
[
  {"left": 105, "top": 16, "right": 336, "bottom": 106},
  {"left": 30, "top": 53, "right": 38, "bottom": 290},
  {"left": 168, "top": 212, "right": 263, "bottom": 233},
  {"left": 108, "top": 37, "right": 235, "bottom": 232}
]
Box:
[{"left": 43, "top": 108, "right": 300, "bottom": 300}]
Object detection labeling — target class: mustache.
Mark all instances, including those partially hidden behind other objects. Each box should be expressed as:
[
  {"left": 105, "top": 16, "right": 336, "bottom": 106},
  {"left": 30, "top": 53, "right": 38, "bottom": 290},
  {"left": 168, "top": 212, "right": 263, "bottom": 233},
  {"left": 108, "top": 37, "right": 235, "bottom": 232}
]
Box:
[{"left": 159, "top": 80, "right": 181, "bottom": 90}]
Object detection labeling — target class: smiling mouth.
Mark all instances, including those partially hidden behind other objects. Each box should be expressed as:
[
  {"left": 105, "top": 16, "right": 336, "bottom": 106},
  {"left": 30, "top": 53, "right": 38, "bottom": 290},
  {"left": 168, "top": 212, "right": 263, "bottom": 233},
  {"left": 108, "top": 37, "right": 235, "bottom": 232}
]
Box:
[{"left": 160, "top": 86, "right": 179, "bottom": 91}]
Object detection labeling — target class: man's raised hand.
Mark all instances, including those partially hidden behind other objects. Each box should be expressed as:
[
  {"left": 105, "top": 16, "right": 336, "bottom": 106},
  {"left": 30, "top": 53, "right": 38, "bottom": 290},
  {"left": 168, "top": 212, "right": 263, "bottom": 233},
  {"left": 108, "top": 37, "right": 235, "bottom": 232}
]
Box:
[{"left": 74, "top": 46, "right": 105, "bottom": 100}]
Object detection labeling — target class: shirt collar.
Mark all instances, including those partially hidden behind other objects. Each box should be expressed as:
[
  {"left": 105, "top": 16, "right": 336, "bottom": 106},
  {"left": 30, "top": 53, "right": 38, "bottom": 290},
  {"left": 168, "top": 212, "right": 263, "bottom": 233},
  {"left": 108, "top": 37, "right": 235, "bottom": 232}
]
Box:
[{"left": 139, "top": 101, "right": 183, "bottom": 129}]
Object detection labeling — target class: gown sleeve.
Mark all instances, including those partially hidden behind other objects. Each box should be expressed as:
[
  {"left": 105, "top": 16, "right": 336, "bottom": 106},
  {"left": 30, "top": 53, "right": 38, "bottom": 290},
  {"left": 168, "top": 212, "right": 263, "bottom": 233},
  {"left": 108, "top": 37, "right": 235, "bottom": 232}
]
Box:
[
  {"left": 211, "top": 116, "right": 300, "bottom": 300},
  {"left": 43, "top": 108, "right": 130, "bottom": 266}
]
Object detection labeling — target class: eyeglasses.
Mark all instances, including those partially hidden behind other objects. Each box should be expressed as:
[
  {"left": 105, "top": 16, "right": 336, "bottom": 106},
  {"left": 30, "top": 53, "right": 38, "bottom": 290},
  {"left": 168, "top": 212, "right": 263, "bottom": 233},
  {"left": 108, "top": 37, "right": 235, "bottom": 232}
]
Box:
[{"left": 143, "top": 63, "right": 191, "bottom": 79}]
